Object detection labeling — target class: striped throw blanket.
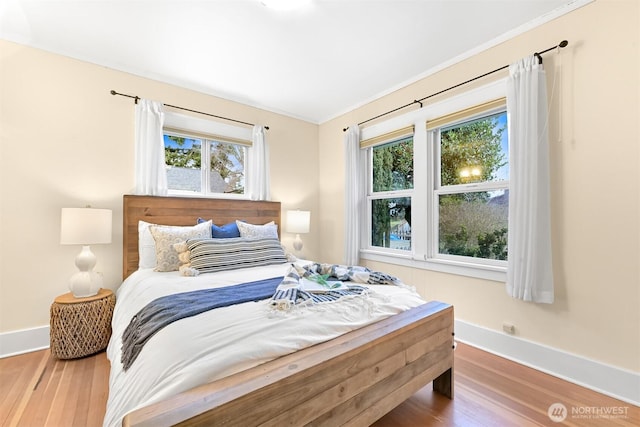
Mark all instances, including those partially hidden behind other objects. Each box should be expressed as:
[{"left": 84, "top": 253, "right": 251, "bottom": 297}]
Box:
[{"left": 271, "top": 263, "right": 403, "bottom": 311}]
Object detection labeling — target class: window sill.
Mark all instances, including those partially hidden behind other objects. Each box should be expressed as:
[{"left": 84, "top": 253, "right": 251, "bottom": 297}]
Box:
[{"left": 360, "top": 249, "right": 506, "bottom": 283}]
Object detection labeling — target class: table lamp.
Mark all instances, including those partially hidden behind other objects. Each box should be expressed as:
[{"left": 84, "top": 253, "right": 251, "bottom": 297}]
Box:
[
  {"left": 60, "top": 207, "right": 112, "bottom": 297},
  {"left": 286, "top": 210, "right": 310, "bottom": 251}
]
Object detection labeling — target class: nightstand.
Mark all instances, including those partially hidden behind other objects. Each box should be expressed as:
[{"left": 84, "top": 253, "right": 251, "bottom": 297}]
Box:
[{"left": 50, "top": 288, "right": 116, "bottom": 359}]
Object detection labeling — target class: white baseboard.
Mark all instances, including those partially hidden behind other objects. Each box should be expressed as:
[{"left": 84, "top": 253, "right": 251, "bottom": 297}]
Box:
[
  {"left": 455, "top": 319, "right": 640, "bottom": 407},
  {"left": 0, "top": 325, "right": 50, "bottom": 358}
]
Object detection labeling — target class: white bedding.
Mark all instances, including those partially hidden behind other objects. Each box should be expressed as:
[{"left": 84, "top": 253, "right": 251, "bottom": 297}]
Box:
[{"left": 104, "top": 261, "right": 426, "bottom": 427}]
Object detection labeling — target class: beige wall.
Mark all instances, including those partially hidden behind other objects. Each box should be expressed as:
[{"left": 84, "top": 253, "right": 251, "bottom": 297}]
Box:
[
  {"left": 0, "top": 40, "right": 319, "bottom": 333},
  {"left": 319, "top": 0, "right": 639, "bottom": 372}
]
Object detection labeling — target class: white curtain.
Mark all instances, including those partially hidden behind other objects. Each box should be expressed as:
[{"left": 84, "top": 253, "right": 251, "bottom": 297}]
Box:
[
  {"left": 134, "top": 99, "right": 167, "bottom": 196},
  {"left": 506, "top": 55, "right": 554, "bottom": 303},
  {"left": 344, "top": 125, "right": 363, "bottom": 266},
  {"left": 247, "top": 125, "right": 270, "bottom": 201}
]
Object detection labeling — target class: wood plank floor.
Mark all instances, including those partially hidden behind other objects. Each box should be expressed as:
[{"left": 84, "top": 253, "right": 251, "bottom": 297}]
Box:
[{"left": 1, "top": 343, "right": 637, "bottom": 426}]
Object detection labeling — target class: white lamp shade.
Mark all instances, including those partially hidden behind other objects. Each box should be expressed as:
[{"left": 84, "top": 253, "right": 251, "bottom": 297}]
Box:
[
  {"left": 60, "top": 208, "right": 112, "bottom": 245},
  {"left": 286, "top": 210, "right": 310, "bottom": 234}
]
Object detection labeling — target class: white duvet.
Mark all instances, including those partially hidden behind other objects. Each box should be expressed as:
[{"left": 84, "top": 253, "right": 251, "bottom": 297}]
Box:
[{"left": 104, "top": 261, "right": 426, "bottom": 427}]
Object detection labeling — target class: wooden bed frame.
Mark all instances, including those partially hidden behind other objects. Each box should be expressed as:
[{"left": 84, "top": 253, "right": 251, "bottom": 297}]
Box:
[{"left": 120, "top": 194, "right": 454, "bottom": 427}]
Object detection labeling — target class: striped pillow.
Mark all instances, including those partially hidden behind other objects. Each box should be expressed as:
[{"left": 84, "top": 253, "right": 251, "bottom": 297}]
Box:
[{"left": 187, "top": 238, "right": 287, "bottom": 274}]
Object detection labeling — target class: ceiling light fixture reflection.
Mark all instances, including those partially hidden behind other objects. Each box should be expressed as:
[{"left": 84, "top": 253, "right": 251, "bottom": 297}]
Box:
[{"left": 261, "top": 0, "right": 312, "bottom": 11}]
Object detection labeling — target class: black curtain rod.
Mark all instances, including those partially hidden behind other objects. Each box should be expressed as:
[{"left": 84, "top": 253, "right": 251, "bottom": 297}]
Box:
[
  {"left": 110, "top": 90, "right": 269, "bottom": 130},
  {"left": 343, "top": 40, "right": 568, "bottom": 132}
]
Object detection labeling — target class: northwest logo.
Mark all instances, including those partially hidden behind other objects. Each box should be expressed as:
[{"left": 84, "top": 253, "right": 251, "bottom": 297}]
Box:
[{"left": 548, "top": 403, "right": 568, "bottom": 422}]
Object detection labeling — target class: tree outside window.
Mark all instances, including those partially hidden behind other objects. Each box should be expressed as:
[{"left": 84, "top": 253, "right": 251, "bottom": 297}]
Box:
[
  {"left": 371, "top": 137, "right": 413, "bottom": 251},
  {"left": 437, "top": 112, "right": 508, "bottom": 260},
  {"left": 164, "top": 132, "right": 246, "bottom": 196}
]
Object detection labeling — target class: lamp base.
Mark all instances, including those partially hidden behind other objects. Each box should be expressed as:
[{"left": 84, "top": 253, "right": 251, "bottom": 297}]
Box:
[
  {"left": 293, "top": 234, "right": 303, "bottom": 251},
  {"left": 69, "top": 245, "right": 102, "bottom": 297},
  {"left": 69, "top": 271, "right": 103, "bottom": 298}
]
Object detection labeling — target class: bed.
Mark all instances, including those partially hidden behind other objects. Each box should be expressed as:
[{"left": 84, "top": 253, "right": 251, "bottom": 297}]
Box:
[{"left": 106, "top": 195, "right": 454, "bottom": 427}]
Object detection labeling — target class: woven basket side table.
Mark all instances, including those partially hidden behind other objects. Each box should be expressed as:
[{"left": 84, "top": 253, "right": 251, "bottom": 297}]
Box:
[{"left": 50, "top": 288, "right": 116, "bottom": 359}]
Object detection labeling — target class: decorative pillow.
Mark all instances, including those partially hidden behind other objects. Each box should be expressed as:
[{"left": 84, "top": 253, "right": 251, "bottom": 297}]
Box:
[
  {"left": 185, "top": 237, "right": 287, "bottom": 275},
  {"left": 197, "top": 218, "right": 241, "bottom": 238},
  {"left": 236, "top": 220, "right": 278, "bottom": 239},
  {"left": 149, "top": 220, "right": 212, "bottom": 272},
  {"left": 138, "top": 221, "right": 158, "bottom": 269}
]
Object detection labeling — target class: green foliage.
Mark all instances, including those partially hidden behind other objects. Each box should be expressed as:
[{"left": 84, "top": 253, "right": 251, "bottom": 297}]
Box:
[
  {"left": 438, "top": 114, "right": 509, "bottom": 259},
  {"left": 441, "top": 226, "right": 478, "bottom": 257},
  {"left": 439, "top": 192, "right": 508, "bottom": 260},
  {"left": 371, "top": 138, "right": 413, "bottom": 249},
  {"left": 440, "top": 225, "right": 507, "bottom": 260},
  {"left": 372, "top": 199, "right": 391, "bottom": 248},
  {"left": 478, "top": 227, "right": 508, "bottom": 260},
  {"left": 440, "top": 115, "right": 506, "bottom": 186},
  {"left": 165, "top": 136, "right": 201, "bottom": 168},
  {"left": 372, "top": 138, "right": 413, "bottom": 192},
  {"left": 371, "top": 198, "right": 411, "bottom": 249}
]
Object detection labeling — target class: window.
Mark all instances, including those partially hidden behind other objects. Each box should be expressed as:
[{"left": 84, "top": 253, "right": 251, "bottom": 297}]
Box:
[
  {"left": 433, "top": 110, "right": 509, "bottom": 262},
  {"left": 162, "top": 112, "right": 253, "bottom": 198},
  {"left": 367, "top": 133, "right": 413, "bottom": 252},
  {"left": 359, "top": 79, "right": 508, "bottom": 280},
  {"left": 164, "top": 131, "right": 247, "bottom": 196}
]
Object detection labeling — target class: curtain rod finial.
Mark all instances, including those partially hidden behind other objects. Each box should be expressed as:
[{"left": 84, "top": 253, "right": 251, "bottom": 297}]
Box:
[
  {"left": 110, "top": 90, "right": 116, "bottom": 95},
  {"left": 559, "top": 40, "right": 568, "bottom": 48}
]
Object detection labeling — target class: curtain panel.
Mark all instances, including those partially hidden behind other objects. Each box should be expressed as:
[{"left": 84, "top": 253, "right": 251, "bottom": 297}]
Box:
[
  {"left": 344, "top": 125, "right": 362, "bottom": 266},
  {"left": 134, "top": 99, "right": 168, "bottom": 196},
  {"left": 247, "top": 125, "right": 270, "bottom": 201},
  {"left": 506, "top": 55, "right": 554, "bottom": 303}
]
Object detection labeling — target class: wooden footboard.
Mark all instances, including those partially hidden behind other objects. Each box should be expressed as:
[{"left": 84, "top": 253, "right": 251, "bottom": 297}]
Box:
[{"left": 123, "top": 301, "right": 454, "bottom": 427}]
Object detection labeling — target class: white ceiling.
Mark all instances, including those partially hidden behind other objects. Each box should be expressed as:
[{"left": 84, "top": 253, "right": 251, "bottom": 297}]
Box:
[{"left": 1, "top": 0, "right": 584, "bottom": 124}]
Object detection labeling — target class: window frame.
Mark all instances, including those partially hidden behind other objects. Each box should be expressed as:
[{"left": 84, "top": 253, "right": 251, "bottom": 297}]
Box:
[
  {"left": 430, "top": 106, "right": 509, "bottom": 266},
  {"left": 359, "top": 79, "right": 508, "bottom": 282},
  {"left": 163, "top": 111, "right": 252, "bottom": 199},
  {"left": 366, "top": 135, "right": 414, "bottom": 254}
]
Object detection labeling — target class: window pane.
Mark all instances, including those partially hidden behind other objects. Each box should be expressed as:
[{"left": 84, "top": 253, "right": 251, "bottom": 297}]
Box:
[
  {"left": 371, "top": 197, "right": 411, "bottom": 251},
  {"left": 209, "top": 141, "right": 245, "bottom": 194},
  {"left": 372, "top": 137, "right": 414, "bottom": 192},
  {"left": 438, "top": 190, "right": 508, "bottom": 260},
  {"left": 164, "top": 135, "right": 202, "bottom": 192},
  {"left": 440, "top": 112, "right": 508, "bottom": 186}
]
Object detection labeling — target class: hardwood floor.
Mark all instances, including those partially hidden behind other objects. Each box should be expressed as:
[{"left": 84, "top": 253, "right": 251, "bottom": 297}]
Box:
[{"left": 1, "top": 343, "right": 637, "bottom": 426}]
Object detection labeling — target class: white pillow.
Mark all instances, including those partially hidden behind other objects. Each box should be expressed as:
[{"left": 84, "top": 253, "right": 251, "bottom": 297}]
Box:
[
  {"left": 236, "top": 220, "right": 278, "bottom": 239},
  {"left": 138, "top": 221, "right": 157, "bottom": 269}
]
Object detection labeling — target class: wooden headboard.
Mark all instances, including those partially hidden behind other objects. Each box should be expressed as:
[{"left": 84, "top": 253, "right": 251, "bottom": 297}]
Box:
[{"left": 122, "top": 195, "right": 282, "bottom": 279}]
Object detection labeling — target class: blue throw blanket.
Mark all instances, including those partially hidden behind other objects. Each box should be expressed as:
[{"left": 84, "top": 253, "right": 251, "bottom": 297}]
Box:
[{"left": 121, "top": 276, "right": 283, "bottom": 371}]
